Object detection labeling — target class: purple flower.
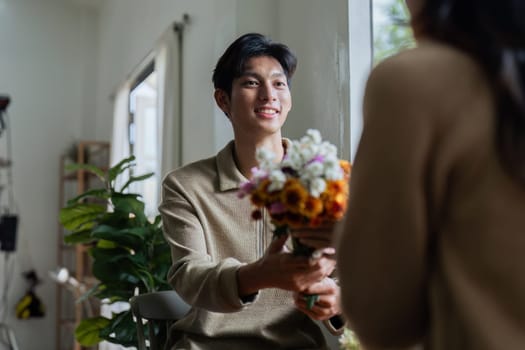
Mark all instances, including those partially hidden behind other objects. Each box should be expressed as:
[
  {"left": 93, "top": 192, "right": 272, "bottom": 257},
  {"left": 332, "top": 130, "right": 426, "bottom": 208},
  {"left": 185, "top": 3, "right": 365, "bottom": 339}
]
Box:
[
  {"left": 269, "top": 202, "right": 287, "bottom": 214},
  {"left": 308, "top": 155, "right": 325, "bottom": 164},
  {"left": 238, "top": 181, "right": 256, "bottom": 198}
]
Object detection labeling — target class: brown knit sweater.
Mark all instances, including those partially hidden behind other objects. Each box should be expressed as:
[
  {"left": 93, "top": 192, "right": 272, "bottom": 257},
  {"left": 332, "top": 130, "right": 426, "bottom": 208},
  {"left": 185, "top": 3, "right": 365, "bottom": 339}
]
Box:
[
  {"left": 159, "top": 141, "right": 328, "bottom": 350},
  {"left": 336, "top": 40, "right": 525, "bottom": 350}
]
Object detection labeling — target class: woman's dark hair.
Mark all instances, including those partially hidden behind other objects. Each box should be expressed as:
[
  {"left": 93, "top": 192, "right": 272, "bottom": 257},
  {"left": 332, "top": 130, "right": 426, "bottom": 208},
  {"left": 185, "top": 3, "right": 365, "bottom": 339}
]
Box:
[
  {"left": 212, "top": 33, "right": 297, "bottom": 96},
  {"left": 413, "top": 0, "right": 525, "bottom": 184}
]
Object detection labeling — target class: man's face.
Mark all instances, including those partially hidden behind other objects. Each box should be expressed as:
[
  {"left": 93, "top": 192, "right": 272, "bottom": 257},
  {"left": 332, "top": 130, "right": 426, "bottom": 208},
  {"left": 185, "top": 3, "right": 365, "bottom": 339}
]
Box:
[{"left": 216, "top": 55, "right": 292, "bottom": 138}]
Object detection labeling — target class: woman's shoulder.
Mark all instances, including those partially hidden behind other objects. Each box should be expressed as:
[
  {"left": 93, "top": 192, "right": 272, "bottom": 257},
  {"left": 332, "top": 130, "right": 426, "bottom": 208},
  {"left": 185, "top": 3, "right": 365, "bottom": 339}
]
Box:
[
  {"left": 377, "top": 41, "right": 482, "bottom": 80},
  {"left": 367, "top": 40, "right": 487, "bottom": 105}
]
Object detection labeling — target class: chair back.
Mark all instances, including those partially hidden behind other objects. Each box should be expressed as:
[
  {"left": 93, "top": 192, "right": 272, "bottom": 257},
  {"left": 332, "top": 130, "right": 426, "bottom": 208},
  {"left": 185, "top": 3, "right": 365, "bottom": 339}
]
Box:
[{"left": 130, "top": 290, "right": 191, "bottom": 350}]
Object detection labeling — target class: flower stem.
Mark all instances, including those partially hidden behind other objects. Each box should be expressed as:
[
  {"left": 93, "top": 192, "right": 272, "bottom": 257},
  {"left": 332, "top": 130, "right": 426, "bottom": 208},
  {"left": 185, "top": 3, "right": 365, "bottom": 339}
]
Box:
[{"left": 306, "top": 294, "right": 319, "bottom": 310}]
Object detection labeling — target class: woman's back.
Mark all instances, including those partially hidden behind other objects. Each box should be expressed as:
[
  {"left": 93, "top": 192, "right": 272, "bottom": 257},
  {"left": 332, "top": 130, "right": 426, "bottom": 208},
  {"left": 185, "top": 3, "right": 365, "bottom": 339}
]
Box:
[
  {"left": 418, "top": 42, "right": 525, "bottom": 349},
  {"left": 337, "top": 40, "right": 525, "bottom": 349}
]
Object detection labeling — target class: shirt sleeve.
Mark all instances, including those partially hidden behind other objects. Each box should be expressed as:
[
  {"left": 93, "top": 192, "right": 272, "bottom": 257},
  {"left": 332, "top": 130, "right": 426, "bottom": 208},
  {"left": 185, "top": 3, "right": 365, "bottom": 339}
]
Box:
[{"left": 159, "top": 173, "right": 257, "bottom": 313}]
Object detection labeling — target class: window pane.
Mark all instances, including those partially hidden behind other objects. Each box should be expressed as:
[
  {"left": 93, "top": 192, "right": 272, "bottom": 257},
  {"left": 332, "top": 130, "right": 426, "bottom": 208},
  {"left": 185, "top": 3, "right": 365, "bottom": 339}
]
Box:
[
  {"left": 129, "top": 69, "right": 159, "bottom": 218},
  {"left": 373, "top": 0, "right": 415, "bottom": 64}
]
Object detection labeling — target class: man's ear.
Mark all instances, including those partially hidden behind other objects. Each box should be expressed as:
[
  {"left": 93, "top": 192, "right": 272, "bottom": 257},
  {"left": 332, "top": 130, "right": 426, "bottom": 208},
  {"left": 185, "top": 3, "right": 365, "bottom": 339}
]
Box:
[{"left": 214, "top": 89, "right": 230, "bottom": 117}]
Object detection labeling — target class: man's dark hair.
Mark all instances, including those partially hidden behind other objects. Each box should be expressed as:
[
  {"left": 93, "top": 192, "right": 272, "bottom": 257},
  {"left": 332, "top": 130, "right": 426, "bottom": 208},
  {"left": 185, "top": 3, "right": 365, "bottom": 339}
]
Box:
[{"left": 212, "top": 33, "right": 297, "bottom": 96}]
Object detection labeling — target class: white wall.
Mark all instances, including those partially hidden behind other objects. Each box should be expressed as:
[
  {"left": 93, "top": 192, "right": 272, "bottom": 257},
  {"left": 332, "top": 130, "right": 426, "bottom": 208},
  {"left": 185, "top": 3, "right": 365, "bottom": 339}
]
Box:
[
  {"left": 278, "top": 0, "right": 351, "bottom": 160},
  {"left": 95, "top": 2, "right": 350, "bottom": 350},
  {"left": 95, "top": 0, "right": 238, "bottom": 164},
  {"left": 0, "top": 0, "right": 356, "bottom": 349},
  {"left": 0, "top": 0, "right": 98, "bottom": 349},
  {"left": 95, "top": 0, "right": 287, "bottom": 165}
]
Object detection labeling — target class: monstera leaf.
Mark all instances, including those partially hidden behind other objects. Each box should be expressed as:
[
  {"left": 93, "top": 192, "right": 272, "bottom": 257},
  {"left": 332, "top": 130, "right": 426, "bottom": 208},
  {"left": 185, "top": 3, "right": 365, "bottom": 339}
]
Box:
[{"left": 59, "top": 156, "right": 171, "bottom": 347}]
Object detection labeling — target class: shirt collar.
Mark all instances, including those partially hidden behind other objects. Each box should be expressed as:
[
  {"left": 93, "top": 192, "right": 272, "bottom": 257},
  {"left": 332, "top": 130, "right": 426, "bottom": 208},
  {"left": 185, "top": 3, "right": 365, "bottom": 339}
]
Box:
[
  {"left": 217, "top": 140, "right": 247, "bottom": 192},
  {"left": 216, "top": 139, "right": 291, "bottom": 192}
]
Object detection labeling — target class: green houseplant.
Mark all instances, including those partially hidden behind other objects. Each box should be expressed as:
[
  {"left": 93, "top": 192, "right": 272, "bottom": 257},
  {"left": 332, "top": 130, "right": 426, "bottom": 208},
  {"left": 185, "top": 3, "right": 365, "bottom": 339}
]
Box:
[{"left": 59, "top": 156, "right": 171, "bottom": 347}]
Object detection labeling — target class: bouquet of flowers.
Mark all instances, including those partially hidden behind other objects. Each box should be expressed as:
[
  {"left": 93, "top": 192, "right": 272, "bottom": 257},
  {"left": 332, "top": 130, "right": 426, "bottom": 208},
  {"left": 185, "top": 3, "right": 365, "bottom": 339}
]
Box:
[{"left": 238, "top": 128, "right": 351, "bottom": 261}]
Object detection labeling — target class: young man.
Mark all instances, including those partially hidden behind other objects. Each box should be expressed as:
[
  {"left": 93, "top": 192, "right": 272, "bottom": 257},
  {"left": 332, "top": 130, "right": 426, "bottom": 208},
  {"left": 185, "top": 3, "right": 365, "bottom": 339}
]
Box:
[{"left": 160, "top": 33, "right": 341, "bottom": 349}]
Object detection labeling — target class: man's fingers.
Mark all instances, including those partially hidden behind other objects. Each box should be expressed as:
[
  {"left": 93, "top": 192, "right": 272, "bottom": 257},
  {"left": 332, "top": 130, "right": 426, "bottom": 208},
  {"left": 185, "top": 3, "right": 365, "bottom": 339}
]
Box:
[
  {"left": 310, "top": 247, "right": 336, "bottom": 260},
  {"left": 267, "top": 233, "right": 288, "bottom": 254}
]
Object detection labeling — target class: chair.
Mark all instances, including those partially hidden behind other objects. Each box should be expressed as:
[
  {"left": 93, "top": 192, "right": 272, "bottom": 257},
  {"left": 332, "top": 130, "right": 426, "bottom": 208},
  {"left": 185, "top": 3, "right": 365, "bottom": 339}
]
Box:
[{"left": 130, "top": 290, "right": 191, "bottom": 350}]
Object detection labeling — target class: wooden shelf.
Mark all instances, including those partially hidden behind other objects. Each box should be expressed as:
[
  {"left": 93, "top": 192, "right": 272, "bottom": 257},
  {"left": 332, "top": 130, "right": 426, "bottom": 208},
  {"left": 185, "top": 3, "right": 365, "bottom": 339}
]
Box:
[{"left": 57, "top": 141, "right": 110, "bottom": 350}]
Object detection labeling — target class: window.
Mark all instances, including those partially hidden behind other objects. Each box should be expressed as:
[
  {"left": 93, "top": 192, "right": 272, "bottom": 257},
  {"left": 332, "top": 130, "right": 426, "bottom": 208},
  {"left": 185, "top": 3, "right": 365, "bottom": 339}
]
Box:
[
  {"left": 128, "top": 62, "right": 159, "bottom": 218},
  {"left": 372, "top": 0, "right": 415, "bottom": 64},
  {"left": 347, "top": 0, "right": 416, "bottom": 160}
]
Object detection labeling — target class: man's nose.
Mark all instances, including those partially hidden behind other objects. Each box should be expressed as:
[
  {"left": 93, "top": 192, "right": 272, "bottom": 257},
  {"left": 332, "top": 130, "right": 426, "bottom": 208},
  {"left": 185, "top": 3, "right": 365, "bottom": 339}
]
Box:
[{"left": 258, "top": 82, "right": 277, "bottom": 101}]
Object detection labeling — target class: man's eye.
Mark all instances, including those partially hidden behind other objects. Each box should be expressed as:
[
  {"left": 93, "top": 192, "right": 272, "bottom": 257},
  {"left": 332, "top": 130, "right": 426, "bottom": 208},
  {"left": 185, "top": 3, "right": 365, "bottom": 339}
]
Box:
[
  {"left": 275, "top": 81, "right": 287, "bottom": 87},
  {"left": 243, "top": 80, "right": 259, "bottom": 86}
]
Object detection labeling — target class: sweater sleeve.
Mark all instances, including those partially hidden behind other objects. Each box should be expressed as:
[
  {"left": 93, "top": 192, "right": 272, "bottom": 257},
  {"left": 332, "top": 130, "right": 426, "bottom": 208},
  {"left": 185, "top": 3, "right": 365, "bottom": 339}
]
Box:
[{"left": 159, "top": 173, "right": 256, "bottom": 313}]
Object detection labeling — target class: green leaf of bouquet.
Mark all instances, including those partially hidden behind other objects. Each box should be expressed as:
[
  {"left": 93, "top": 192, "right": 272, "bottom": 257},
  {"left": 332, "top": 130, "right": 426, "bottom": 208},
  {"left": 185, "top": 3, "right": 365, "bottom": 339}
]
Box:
[
  {"left": 66, "top": 163, "right": 106, "bottom": 183},
  {"left": 292, "top": 236, "right": 316, "bottom": 257},
  {"left": 75, "top": 316, "right": 111, "bottom": 346},
  {"left": 60, "top": 203, "right": 106, "bottom": 231},
  {"left": 273, "top": 225, "right": 290, "bottom": 237}
]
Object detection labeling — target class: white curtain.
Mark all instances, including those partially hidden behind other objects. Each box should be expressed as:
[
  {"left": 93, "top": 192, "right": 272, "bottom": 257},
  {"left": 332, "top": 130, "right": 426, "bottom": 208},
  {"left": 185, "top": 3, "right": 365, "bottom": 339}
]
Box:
[
  {"left": 103, "top": 25, "right": 181, "bottom": 350},
  {"left": 100, "top": 82, "right": 132, "bottom": 350},
  {"left": 155, "top": 29, "right": 182, "bottom": 180},
  {"left": 109, "top": 82, "right": 132, "bottom": 191},
  {"left": 110, "top": 83, "right": 131, "bottom": 165}
]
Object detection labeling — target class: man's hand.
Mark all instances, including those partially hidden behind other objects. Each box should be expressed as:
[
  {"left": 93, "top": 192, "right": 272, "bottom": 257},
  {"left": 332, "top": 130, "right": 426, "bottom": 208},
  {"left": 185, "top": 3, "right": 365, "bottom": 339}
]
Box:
[
  {"left": 293, "top": 277, "right": 341, "bottom": 321},
  {"left": 237, "top": 234, "right": 335, "bottom": 297},
  {"left": 290, "top": 224, "right": 338, "bottom": 254}
]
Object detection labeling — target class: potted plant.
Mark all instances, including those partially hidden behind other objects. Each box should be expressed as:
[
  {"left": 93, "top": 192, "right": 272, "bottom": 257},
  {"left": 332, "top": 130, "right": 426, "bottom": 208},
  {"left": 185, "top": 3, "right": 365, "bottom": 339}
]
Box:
[
  {"left": 339, "top": 328, "right": 361, "bottom": 350},
  {"left": 59, "top": 155, "right": 171, "bottom": 347}
]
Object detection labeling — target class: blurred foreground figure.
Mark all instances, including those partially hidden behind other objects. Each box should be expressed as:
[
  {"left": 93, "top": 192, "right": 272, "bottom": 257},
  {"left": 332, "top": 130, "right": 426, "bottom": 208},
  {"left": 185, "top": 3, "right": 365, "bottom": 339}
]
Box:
[{"left": 336, "top": 0, "right": 525, "bottom": 349}]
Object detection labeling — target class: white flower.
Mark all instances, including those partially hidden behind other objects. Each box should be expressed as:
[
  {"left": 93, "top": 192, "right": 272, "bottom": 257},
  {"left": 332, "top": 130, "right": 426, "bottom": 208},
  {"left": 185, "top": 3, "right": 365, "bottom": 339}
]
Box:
[
  {"left": 323, "top": 155, "right": 344, "bottom": 180},
  {"left": 256, "top": 148, "right": 276, "bottom": 171},
  {"left": 251, "top": 129, "right": 344, "bottom": 196},
  {"left": 304, "top": 129, "right": 322, "bottom": 144},
  {"left": 319, "top": 141, "right": 338, "bottom": 157},
  {"left": 267, "top": 170, "right": 287, "bottom": 192},
  {"left": 284, "top": 143, "right": 304, "bottom": 170},
  {"left": 304, "top": 161, "right": 324, "bottom": 178},
  {"left": 250, "top": 167, "right": 268, "bottom": 181},
  {"left": 299, "top": 143, "right": 319, "bottom": 163},
  {"left": 325, "top": 165, "right": 343, "bottom": 180},
  {"left": 309, "top": 177, "right": 326, "bottom": 197}
]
